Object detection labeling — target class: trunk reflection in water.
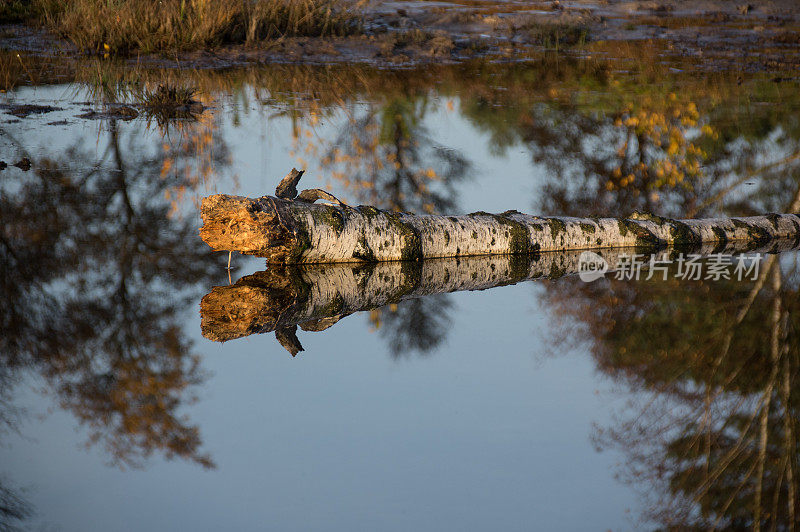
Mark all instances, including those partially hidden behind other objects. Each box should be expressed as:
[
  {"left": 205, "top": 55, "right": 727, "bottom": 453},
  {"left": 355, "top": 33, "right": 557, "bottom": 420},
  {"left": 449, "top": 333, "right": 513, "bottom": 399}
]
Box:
[
  {"left": 545, "top": 250, "right": 800, "bottom": 529},
  {"left": 4, "top": 46, "right": 800, "bottom": 528},
  {"left": 201, "top": 240, "right": 800, "bottom": 527}
]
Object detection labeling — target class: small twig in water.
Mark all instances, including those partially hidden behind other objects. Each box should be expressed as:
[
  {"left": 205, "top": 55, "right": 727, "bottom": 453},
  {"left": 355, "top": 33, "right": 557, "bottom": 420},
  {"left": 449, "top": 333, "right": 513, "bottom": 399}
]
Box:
[{"left": 16, "top": 54, "right": 37, "bottom": 85}]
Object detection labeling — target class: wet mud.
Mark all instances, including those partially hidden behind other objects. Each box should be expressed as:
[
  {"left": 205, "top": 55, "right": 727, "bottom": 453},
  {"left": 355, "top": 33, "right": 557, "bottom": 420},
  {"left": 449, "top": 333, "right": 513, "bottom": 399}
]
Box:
[{"left": 0, "top": 0, "right": 798, "bottom": 72}]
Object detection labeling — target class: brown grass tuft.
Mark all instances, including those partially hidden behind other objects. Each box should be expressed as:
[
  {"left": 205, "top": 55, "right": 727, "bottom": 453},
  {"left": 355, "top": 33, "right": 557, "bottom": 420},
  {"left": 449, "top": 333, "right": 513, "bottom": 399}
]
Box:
[
  {"left": 33, "top": 0, "right": 362, "bottom": 54},
  {"left": 140, "top": 84, "right": 198, "bottom": 107},
  {"left": 505, "top": 16, "right": 590, "bottom": 49}
]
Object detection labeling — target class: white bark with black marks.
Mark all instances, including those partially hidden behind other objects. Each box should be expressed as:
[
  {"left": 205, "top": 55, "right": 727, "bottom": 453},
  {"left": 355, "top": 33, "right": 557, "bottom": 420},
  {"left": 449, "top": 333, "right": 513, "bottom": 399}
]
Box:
[{"left": 201, "top": 192, "right": 800, "bottom": 264}]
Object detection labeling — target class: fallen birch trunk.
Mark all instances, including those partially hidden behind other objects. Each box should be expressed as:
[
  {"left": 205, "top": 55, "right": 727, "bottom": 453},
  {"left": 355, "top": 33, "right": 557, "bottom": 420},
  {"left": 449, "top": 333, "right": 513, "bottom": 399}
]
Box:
[
  {"left": 200, "top": 239, "right": 799, "bottom": 350},
  {"left": 200, "top": 171, "right": 800, "bottom": 264}
]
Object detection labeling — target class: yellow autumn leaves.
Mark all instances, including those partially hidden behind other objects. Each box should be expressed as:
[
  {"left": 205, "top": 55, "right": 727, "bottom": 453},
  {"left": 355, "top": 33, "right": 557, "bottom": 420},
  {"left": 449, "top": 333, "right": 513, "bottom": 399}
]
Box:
[{"left": 606, "top": 94, "right": 716, "bottom": 194}]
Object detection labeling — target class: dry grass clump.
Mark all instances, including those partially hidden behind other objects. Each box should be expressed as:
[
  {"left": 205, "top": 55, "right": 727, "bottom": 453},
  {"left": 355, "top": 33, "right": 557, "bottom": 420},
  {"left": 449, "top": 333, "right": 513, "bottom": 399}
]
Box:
[
  {"left": 136, "top": 84, "right": 204, "bottom": 127},
  {"left": 506, "top": 17, "right": 589, "bottom": 49},
  {"left": 0, "top": 0, "right": 35, "bottom": 22},
  {"left": 139, "top": 84, "right": 198, "bottom": 108},
  {"left": 34, "top": 0, "right": 362, "bottom": 54},
  {"left": 0, "top": 51, "right": 25, "bottom": 91}
]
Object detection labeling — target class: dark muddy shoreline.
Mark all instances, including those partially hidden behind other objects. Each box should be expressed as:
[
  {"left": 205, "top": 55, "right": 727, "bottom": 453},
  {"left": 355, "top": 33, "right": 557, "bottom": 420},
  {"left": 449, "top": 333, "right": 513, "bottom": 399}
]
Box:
[{"left": 2, "top": 0, "right": 799, "bottom": 74}]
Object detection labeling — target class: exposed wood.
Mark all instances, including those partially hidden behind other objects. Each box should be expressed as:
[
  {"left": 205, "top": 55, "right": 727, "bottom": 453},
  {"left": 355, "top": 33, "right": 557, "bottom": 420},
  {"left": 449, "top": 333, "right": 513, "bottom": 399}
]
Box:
[{"left": 199, "top": 172, "right": 800, "bottom": 264}]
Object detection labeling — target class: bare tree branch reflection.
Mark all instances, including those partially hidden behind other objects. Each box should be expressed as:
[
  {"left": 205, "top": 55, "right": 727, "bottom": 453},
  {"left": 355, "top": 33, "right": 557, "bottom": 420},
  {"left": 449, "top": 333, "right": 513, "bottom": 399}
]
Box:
[
  {"left": 313, "top": 94, "right": 469, "bottom": 356},
  {"left": 370, "top": 295, "right": 453, "bottom": 359},
  {"left": 542, "top": 187, "right": 800, "bottom": 529},
  {"left": 0, "top": 476, "right": 32, "bottom": 532},
  {"left": 0, "top": 115, "right": 231, "bottom": 469}
]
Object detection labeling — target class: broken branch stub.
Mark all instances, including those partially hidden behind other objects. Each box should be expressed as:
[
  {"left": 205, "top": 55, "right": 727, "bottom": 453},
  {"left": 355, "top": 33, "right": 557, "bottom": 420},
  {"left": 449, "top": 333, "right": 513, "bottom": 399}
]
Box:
[
  {"left": 199, "top": 174, "right": 800, "bottom": 264},
  {"left": 275, "top": 168, "right": 304, "bottom": 199}
]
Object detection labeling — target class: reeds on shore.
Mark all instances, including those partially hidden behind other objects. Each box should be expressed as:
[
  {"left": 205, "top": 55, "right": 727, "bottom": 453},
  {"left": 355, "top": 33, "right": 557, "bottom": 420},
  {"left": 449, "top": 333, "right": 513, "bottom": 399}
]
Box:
[{"left": 28, "top": 0, "right": 362, "bottom": 54}]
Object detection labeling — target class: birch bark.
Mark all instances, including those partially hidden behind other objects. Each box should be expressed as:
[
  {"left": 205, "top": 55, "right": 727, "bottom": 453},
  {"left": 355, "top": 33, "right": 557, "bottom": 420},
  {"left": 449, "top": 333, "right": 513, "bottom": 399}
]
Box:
[{"left": 200, "top": 193, "right": 800, "bottom": 264}]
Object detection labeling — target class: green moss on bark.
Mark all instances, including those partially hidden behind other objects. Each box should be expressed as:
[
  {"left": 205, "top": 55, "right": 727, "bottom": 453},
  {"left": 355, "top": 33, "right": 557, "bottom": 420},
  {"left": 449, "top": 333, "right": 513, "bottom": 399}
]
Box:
[
  {"left": 386, "top": 213, "right": 422, "bottom": 261},
  {"left": 619, "top": 220, "right": 665, "bottom": 248},
  {"left": 495, "top": 214, "right": 533, "bottom": 255},
  {"left": 547, "top": 218, "right": 567, "bottom": 239},
  {"left": 669, "top": 220, "right": 702, "bottom": 247}
]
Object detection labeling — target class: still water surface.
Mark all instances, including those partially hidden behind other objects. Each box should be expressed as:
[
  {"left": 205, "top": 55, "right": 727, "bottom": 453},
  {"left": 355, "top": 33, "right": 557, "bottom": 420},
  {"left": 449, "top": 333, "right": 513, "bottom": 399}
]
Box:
[{"left": 2, "top": 55, "right": 800, "bottom": 530}]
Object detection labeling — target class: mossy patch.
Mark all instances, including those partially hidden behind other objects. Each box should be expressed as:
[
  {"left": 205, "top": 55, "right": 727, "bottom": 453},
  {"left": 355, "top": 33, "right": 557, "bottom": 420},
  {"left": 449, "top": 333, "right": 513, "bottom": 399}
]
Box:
[
  {"left": 546, "top": 218, "right": 567, "bottom": 240},
  {"left": 748, "top": 225, "right": 772, "bottom": 246},
  {"left": 711, "top": 226, "right": 729, "bottom": 254},
  {"left": 765, "top": 213, "right": 782, "bottom": 230},
  {"left": 351, "top": 232, "right": 376, "bottom": 261},
  {"left": 495, "top": 214, "right": 533, "bottom": 255},
  {"left": 628, "top": 211, "right": 668, "bottom": 224},
  {"left": 358, "top": 205, "right": 381, "bottom": 217},
  {"left": 711, "top": 226, "right": 728, "bottom": 244},
  {"left": 732, "top": 218, "right": 772, "bottom": 246},
  {"left": 289, "top": 227, "right": 312, "bottom": 262},
  {"left": 579, "top": 222, "right": 596, "bottom": 234},
  {"left": 312, "top": 206, "right": 345, "bottom": 235},
  {"left": 669, "top": 220, "right": 701, "bottom": 247},
  {"left": 619, "top": 220, "right": 665, "bottom": 248},
  {"left": 386, "top": 213, "right": 422, "bottom": 261},
  {"left": 731, "top": 218, "right": 752, "bottom": 230}
]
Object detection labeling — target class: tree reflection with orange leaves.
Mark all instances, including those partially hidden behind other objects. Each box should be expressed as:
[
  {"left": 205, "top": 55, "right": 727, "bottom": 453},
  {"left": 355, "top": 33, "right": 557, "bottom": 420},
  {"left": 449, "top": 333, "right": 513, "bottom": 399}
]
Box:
[
  {"left": 0, "top": 110, "right": 231, "bottom": 470},
  {"left": 291, "top": 94, "right": 469, "bottom": 356},
  {"left": 537, "top": 127, "right": 800, "bottom": 527}
]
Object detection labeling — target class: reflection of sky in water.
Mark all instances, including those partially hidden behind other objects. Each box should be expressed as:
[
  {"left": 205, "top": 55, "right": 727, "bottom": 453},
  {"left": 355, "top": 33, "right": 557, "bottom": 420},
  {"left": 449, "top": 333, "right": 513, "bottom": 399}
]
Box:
[
  {"left": 5, "top": 282, "right": 634, "bottom": 530},
  {"left": 2, "top": 77, "right": 799, "bottom": 530},
  {"left": 2, "top": 84, "right": 539, "bottom": 213},
  {"left": 0, "top": 84, "right": 632, "bottom": 530}
]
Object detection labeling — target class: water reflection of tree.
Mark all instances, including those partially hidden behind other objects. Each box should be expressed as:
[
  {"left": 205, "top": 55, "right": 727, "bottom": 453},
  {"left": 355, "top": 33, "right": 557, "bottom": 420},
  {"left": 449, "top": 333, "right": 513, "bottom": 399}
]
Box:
[
  {"left": 541, "top": 186, "right": 800, "bottom": 528},
  {"left": 580, "top": 254, "right": 800, "bottom": 530},
  {"left": 0, "top": 476, "right": 32, "bottom": 532},
  {"left": 310, "top": 94, "right": 468, "bottom": 356},
  {"left": 0, "top": 116, "right": 230, "bottom": 469},
  {"left": 453, "top": 64, "right": 800, "bottom": 220},
  {"left": 318, "top": 95, "right": 470, "bottom": 214},
  {"left": 526, "top": 98, "right": 714, "bottom": 217},
  {"left": 369, "top": 295, "right": 454, "bottom": 359},
  {"left": 510, "top": 78, "right": 800, "bottom": 525}
]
